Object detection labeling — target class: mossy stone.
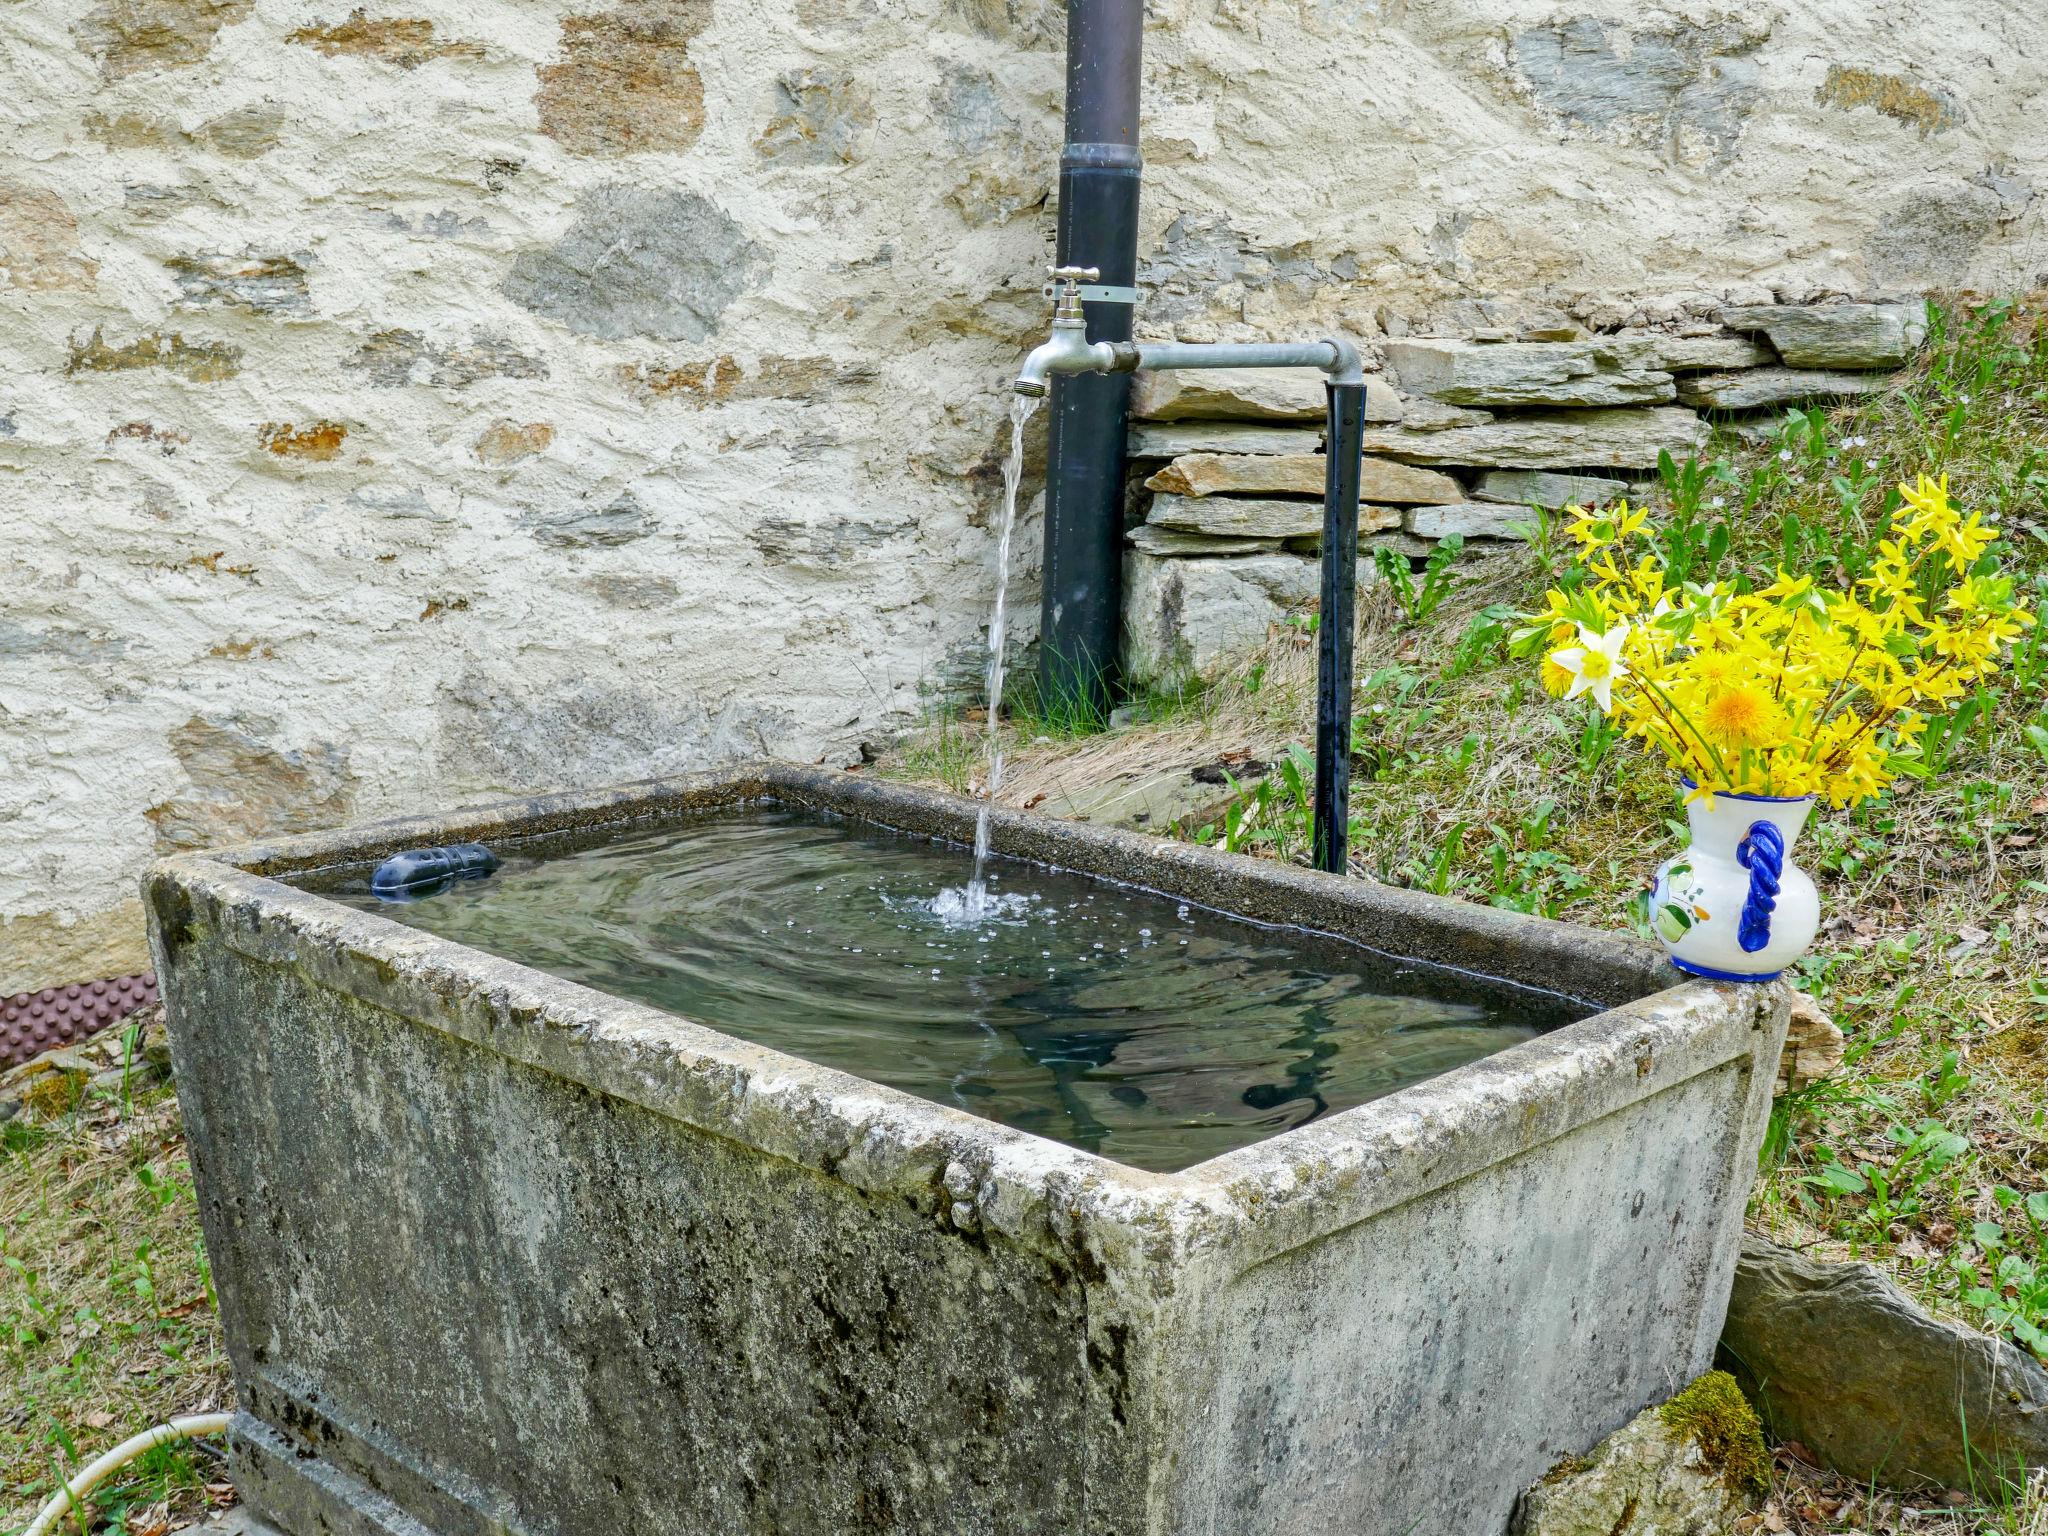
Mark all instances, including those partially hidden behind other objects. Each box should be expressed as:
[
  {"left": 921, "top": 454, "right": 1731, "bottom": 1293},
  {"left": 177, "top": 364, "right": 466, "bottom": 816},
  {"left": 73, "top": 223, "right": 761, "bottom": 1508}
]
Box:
[{"left": 1658, "top": 1369, "right": 1770, "bottom": 1497}]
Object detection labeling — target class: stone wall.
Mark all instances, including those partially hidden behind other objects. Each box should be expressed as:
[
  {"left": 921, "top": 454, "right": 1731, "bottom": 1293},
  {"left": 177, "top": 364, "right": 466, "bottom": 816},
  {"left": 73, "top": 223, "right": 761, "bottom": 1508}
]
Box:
[
  {"left": 3, "top": 0, "right": 2043, "bottom": 989},
  {"left": 1121, "top": 305, "right": 1924, "bottom": 685}
]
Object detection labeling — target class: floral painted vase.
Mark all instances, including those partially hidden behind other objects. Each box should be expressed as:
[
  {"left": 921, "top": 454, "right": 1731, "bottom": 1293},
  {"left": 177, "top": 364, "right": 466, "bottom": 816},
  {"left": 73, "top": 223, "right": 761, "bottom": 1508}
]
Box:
[{"left": 1650, "top": 786, "right": 1821, "bottom": 981}]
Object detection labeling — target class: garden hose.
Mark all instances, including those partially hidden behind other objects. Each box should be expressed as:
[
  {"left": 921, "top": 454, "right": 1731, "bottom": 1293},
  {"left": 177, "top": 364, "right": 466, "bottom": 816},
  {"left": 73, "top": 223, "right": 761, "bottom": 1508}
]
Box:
[{"left": 24, "top": 1413, "right": 231, "bottom": 1536}]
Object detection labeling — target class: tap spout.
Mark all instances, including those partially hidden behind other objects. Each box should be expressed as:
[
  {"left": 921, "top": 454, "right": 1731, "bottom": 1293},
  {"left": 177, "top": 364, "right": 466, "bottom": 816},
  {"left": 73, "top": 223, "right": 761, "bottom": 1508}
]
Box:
[{"left": 1014, "top": 321, "right": 1122, "bottom": 397}]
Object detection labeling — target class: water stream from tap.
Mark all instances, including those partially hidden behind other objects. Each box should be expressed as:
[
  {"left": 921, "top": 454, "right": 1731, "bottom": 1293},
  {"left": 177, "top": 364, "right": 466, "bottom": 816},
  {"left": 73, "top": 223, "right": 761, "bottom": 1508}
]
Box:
[{"left": 952, "top": 393, "right": 1040, "bottom": 924}]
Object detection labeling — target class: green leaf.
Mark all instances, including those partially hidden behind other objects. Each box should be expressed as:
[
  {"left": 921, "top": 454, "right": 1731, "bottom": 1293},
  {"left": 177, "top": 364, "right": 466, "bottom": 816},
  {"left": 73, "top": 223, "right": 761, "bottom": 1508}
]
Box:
[
  {"left": 1974, "top": 1221, "right": 2007, "bottom": 1251},
  {"left": 1814, "top": 1162, "right": 1869, "bottom": 1197}
]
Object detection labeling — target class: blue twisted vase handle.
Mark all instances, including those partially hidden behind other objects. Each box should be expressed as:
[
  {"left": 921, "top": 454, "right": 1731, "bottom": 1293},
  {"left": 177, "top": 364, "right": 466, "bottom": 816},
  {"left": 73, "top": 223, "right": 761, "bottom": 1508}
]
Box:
[{"left": 1736, "top": 821, "right": 1785, "bottom": 954}]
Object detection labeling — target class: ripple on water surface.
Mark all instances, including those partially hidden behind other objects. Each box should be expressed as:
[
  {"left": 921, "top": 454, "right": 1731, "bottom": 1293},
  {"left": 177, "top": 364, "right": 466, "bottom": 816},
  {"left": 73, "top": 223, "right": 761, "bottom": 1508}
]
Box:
[{"left": 330, "top": 806, "right": 1592, "bottom": 1171}]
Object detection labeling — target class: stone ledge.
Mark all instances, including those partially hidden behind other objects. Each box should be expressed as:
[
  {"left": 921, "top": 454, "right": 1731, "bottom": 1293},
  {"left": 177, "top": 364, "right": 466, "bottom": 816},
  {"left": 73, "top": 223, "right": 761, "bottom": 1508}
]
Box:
[
  {"left": 1678, "top": 366, "right": 1895, "bottom": 410},
  {"left": 1718, "top": 301, "right": 1928, "bottom": 369},
  {"left": 1404, "top": 502, "right": 1536, "bottom": 540},
  {"left": 1146, "top": 493, "right": 1402, "bottom": 540},
  {"left": 1384, "top": 338, "right": 1676, "bottom": 409},
  {"left": 1358, "top": 407, "right": 1708, "bottom": 470},
  {"left": 1131, "top": 369, "right": 1401, "bottom": 423},
  {"left": 1719, "top": 1234, "right": 2048, "bottom": 1490},
  {"left": 1145, "top": 452, "right": 1465, "bottom": 505},
  {"left": 1471, "top": 469, "right": 1648, "bottom": 508}
]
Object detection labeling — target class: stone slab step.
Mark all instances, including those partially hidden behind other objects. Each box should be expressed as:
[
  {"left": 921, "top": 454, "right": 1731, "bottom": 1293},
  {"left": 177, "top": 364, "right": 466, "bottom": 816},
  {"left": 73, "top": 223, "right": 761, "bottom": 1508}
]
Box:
[
  {"left": 1130, "top": 370, "right": 1401, "bottom": 423},
  {"left": 1677, "top": 366, "right": 1894, "bottom": 410},
  {"left": 1126, "top": 523, "right": 1286, "bottom": 557},
  {"left": 1470, "top": 469, "right": 1648, "bottom": 508},
  {"left": 1126, "top": 422, "right": 1321, "bottom": 458},
  {"left": 1403, "top": 503, "right": 1537, "bottom": 540},
  {"left": 1147, "top": 493, "right": 1403, "bottom": 540},
  {"left": 1717, "top": 301, "right": 1928, "bottom": 369},
  {"left": 1384, "top": 338, "right": 1676, "bottom": 409},
  {"left": 1145, "top": 453, "right": 1465, "bottom": 505},
  {"left": 1357, "top": 406, "right": 1708, "bottom": 470}
]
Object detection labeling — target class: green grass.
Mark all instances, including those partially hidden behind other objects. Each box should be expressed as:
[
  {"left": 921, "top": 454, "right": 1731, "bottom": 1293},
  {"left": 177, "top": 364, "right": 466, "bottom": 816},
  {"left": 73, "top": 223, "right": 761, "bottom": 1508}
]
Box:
[{"left": 1, "top": 1016, "right": 229, "bottom": 1536}]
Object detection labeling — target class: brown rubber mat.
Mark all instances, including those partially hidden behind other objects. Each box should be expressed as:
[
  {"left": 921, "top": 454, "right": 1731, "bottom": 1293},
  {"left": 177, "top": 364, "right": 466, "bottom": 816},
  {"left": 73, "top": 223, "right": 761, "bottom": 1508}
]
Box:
[{"left": 1, "top": 972, "right": 159, "bottom": 1068}]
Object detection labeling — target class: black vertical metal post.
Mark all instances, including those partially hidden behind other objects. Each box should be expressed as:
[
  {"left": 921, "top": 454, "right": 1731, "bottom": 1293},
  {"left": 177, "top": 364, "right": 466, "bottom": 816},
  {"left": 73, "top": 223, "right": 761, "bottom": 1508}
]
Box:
[
  {"left": 1313, "top": 381, "right": 1367, "bottom": 875},
  {"left": 1039, "top": 0, "right": 1143, "bottom": 724}
]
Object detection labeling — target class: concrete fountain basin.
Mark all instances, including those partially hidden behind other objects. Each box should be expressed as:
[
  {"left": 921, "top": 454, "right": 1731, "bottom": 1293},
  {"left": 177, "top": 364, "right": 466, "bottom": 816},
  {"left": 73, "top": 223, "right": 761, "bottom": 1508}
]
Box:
[{"left": 146, "top": 763, "right": 1787, "bottom": 1536}]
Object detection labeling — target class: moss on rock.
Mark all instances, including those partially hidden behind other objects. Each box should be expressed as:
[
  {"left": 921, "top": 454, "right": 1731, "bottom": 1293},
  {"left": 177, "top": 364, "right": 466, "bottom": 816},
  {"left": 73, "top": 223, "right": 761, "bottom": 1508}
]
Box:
[{"left": 1658, "top": 1369, "right": 1770, "bottom": 1497}]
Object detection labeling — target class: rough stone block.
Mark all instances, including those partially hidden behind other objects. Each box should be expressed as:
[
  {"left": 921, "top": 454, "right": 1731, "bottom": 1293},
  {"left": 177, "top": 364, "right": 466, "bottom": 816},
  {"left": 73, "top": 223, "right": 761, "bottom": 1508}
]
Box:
[
  {"left": 165, "top": 253, "right": 309, "bottom": 315},
  {"left": 1126, "top": 524, "right": 1284, "bottom": 557},
  {"left": 1146, "top": 493, "right": 1402, "bottom": 540},
  {"left": 0, "top": 182, "right": 98, "bottom": 292},
  {"left": 503, "top": 185, "right": 759, "bottom": 342},
  {"left": 74, "top": 0, "right": 254, "bottom": 80},
  {"left": 1358, "top": 407, "right": 1709, "bottom": 470},
  {"left": 1607, "top": 333, "right": 1778, "bottom": 372},
  {"left": 472, "top": 420, "right": 554, "bottom": 465},
  {"left": 346, "top": 329, "right": 548, "bottom": 388},
  {"left": 1130, "top": 370, "right": 1400, "bottom": 423},
  {"left": 1776, "top": 993, "right": 1845, "bottom": 1093},
  {"left": 755, "top": 68, "right": 874, "bottom": 164},
  {"left": 1677, "top": 366, "right": 1893, "bottom": 410},
  {"left": 1512, "top": 1375, "right": 1764, "bottom": 1535},
  {"left": 1124, "top": 550, "right": 1324, "bottom": 683},
  {"left": 518, "top": 492, "right": 658, "bottom": 548},
  {"left": 1126, "top": 423, "right": 1320, "bottom": 458},
  {"left": 1404, "top": 503, "right": 1536, "bottom": 540},
  {"left": 1718, "top": 302, "right": 1929, "bottom": 369},
  {"left": 1471, "top": 470, "right": 1643, "bottom": 508},
  {"left": 1383, "top": 338, "right": 1675, "bottom": 408},
  {"left": 1720, "top": 1235, "right": 2048, "bottom": 1490},
  {"left": 285, "top": 12, "right": 483, "bottom": 68},
  {"left": 1145, "top": 453, "right": 1464, "bottom": 505},
  {"left": 0, "top": 904, "right": 153, "bottom": 998},
  {"left": 535, "top": 0, "right": 710, "bottom": 156}
]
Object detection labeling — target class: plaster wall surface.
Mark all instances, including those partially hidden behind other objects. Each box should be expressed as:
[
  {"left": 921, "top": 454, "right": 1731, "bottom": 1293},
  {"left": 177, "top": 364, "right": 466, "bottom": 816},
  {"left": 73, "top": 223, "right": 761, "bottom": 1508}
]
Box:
[{"left": 5, "top": 0, "right": 2045, "bottom": 987}]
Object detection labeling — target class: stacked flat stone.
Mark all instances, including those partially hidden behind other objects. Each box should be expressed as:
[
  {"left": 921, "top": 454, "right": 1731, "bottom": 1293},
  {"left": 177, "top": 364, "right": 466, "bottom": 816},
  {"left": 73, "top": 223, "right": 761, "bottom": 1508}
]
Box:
[
  {"left": 1123, "top": 301, "right": 1926, "bottom": 685},
  {"left": 0, "top": 972, "right": 159, "bottom": 1068}
]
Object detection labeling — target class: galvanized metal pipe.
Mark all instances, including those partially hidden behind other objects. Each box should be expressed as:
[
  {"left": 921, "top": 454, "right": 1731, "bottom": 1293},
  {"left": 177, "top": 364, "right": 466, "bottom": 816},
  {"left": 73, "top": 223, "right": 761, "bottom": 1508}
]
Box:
[
  {"left": 1128, "top": 340, "right": 1362, "bottom": 383},
  {"left": 1015, "top": 319, "right": 1368, "bottom": 871}
]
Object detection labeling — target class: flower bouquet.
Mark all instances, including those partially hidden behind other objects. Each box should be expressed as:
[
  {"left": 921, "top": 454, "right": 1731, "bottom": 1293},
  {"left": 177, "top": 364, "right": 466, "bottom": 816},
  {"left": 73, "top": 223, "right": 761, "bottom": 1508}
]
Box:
[{"left": 1515, "top": 476, "right": 2034, "bottom": 979}]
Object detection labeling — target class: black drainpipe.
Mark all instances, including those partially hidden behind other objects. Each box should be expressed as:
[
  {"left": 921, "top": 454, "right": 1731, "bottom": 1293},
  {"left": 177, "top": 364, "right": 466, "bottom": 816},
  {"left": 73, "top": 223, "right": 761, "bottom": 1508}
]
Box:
[{"left": 1038, "top": 0, "right": 1143, "bottom": 724}]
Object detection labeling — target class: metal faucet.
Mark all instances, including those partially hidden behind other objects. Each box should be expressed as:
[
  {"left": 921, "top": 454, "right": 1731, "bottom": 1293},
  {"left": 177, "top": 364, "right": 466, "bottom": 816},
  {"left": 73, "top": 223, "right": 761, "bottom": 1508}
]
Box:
[
  {"left": 1011, "top": 264, "right": 1369, "bottom": 877},
  {"left": 1015, "top": 267, "right": 1114, "bottom": 396},
  {"left": 1014, "top": 266, "right": 1364, "bottom": 396}
]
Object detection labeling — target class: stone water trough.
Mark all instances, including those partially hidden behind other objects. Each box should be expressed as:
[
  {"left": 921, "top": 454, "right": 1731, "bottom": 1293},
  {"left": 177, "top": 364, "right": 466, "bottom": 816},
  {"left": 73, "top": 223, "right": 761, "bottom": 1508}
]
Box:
[{"left": 147, "top": 764, "right": 1789, "bottom": 1535}]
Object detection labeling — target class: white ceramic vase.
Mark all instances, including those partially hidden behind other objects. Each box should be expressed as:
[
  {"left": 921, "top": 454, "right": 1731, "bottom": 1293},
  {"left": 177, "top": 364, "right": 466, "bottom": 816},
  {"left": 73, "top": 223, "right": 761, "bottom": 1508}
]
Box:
[{"left": 1651, "top": 787, "right": 1821, "bottom": 981}]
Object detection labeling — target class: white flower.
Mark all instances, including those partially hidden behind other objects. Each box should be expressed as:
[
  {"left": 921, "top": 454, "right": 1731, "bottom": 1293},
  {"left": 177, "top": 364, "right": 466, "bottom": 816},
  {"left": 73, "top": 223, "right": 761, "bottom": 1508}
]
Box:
[
  {"left": 1778, "top": 449, "right": 1793, "bottom": 462},
  {"left": 1549, "top": 624, "right": 1630, "bottom": 714},
  {"left": 1865, "top": 459, "right": 1878, "bottom": 471},
  {"left": 1710, "top": 496, "right": 1726, "bottom": 508}
]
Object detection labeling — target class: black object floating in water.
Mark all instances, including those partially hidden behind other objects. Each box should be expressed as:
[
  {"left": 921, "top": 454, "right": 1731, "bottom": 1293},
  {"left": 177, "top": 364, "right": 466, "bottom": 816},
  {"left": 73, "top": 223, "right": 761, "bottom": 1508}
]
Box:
[{"left": 370, "top": 844, "right": 499, "bottom": 902}]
